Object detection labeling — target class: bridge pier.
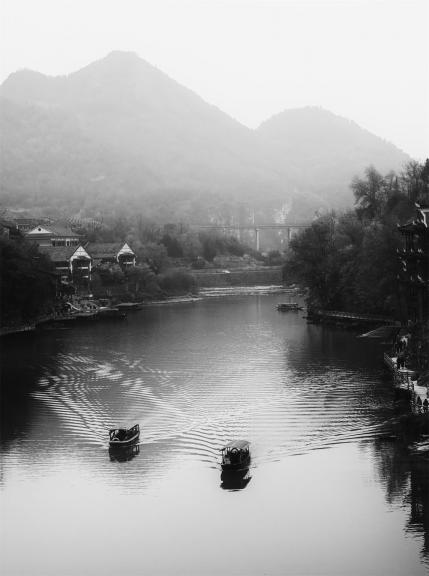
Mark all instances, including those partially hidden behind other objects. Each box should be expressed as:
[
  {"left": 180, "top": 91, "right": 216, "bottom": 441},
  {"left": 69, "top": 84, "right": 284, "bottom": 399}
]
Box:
[{"left": 255, "top": 228, "right": 260, "bottom": 252}]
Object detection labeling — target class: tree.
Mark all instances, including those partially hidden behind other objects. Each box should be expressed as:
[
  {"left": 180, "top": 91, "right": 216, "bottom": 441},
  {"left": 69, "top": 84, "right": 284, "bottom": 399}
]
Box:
[
  {"left": 0, "top": 238, "right": 56, "bottom": 325},
  {"left": 138, "top": 242, "right": 170, "bottom": 274},
  {"left": 124, "top": 264, "right": 160, "bottom": 296},
  {"left": 353, "top": 222, "right": 400, "bottom": 314},
  {"left": 158, "top": 269, "right": 197, "bottom": 295},
  {"left": 179, "top": 232, "right": 203, "bottom": 260},
  {"left": 351, "top": 166, "right": 386, "bottom": 220},
  {"left": 95, "top": 262, "right": 125, "bottom": 285},
  {"left": 199, "top": 233, "right": 218, "bottom": 262},
  {"left": 285, "top": 163, "right": 428, "bottom": 316},
  {"left": 285, "top": 214, "right": 339, "bottom": 309},
  {"left": 161, "top": 234, "right": 183, "bottom": 257},
  {"left": 401, "top": 159, "right": 429, "bottom": 205}
]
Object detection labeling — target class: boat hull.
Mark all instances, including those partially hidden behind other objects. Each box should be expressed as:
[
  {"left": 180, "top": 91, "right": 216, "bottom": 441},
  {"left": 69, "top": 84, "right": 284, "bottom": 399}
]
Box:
[{"left": 221, "top": 457, "right": 251, "bottom": 472}]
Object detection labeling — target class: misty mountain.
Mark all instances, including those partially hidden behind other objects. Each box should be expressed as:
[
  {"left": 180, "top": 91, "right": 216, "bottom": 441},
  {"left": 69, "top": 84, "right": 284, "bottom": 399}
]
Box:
[
  {"left": 257, "top": 107, "right": 409, "bottom": 207},
  {"left": 0, "top": 51, "right": 410, "bottom": 223}
]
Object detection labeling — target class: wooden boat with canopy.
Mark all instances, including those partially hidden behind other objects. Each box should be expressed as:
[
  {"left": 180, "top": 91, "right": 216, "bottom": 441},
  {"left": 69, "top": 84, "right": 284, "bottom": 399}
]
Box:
[
  {"left": 109, "top": 424, "right": 140, "bottom": 447},
  {"left": 220, "top": 440, "right": 251, "bottom": 471},
  {"left": 277, "top": 302, "right": 303, "bottom": 311}
]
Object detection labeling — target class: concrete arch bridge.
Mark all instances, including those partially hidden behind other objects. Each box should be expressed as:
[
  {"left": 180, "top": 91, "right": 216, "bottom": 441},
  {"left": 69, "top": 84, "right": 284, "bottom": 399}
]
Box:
[{"left": 191, "top": 223, "right": 311, "bottom": 252}]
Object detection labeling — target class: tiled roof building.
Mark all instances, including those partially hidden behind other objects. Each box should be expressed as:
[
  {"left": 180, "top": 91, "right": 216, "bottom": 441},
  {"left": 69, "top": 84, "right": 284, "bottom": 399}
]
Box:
[
  {"left": 26, "top": 224, "right": 81, "bottom": 247},
  {"left": 86, "top": 242, "right": 136, "bottom": 267},
  {"left": 397, "top": 203, "right": 429, "bottom": 326},
  {"left": 39, "top": 245, "right": 91, "bottom": 286}
]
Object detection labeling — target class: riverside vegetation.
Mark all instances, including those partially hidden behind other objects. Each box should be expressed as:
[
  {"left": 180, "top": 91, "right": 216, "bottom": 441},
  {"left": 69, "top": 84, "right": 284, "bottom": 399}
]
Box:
[
  {"left": 0, "top": 225, "right": 264, "bottom": 328},
  {"left": 285, "top": 159, "right": 429, "bottom": 316},
  {"left": 285, "top": 159, "right": 429, "bottom": 381},
  {"left": 1, "top": 159, "right": 427, "bottom": 331}
]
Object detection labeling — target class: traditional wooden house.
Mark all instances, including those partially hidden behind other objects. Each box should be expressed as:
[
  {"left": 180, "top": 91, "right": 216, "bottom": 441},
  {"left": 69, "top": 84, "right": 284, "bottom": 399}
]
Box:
[
  {"left": 38, "top": 245, "right": 92, "bottom": 287},
  {"left": 14, "top": 217, "right": 54, "bottom": 233},
  {"left": 26, "top": 224, "right": 81, "bottom": 247},
  {"left": 397, "top": 202, "right": 429, "bottom": 326},
  {"left": 86, "top": 242, "right": 136, "bottom": 268}
]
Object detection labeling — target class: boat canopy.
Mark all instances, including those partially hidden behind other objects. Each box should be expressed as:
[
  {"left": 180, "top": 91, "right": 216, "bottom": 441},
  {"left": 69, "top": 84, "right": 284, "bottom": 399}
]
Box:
[
  {"left": 221, "top": 440, "right": 250, "bottom": 451},
  {"left": 109, "top": 424, "right": 139, "bottom": 434}
]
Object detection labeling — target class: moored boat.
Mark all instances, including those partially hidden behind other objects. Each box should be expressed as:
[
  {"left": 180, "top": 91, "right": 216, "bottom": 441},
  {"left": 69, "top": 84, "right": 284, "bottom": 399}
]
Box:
[
  {"left": 97, "top": 306, "right": 127, "bottom": 319},
  {"left": 116, "top": 302, "right": 143, "bottom": 311},
  {"left": 109, "top": 424, "right": 140, "bottom": 447},
  {"left": 277, "top": 302, "right": 303, "bottom": 311},
  {"left": 221, "top": 440, "right": 251, "bottom": 471}
]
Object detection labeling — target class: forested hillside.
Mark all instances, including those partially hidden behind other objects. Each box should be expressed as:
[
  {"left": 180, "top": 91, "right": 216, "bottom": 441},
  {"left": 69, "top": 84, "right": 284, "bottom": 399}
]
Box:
[{"left": 0, "top": 51, "right": 410, "bottom": 224}]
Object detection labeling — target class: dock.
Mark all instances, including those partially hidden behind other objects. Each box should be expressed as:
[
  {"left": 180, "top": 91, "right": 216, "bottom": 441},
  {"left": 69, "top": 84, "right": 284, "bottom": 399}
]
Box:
[
  {"left": 308, "top": 309, "right": 393, "bottom": 326},
  {"left": 384, "top": 353, "right": 428, "bottom": 411}
]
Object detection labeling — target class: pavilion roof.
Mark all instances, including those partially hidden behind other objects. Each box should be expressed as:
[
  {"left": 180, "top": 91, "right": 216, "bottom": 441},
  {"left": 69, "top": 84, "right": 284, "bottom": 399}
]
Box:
[{"left": 38, "top": 246, "right": 88, "bottom": 262}]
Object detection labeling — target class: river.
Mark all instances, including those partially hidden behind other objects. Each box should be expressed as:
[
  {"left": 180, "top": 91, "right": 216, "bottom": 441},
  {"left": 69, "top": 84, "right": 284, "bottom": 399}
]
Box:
[{"left": 0, "top": 291, "right": 428, "bottom": 575}]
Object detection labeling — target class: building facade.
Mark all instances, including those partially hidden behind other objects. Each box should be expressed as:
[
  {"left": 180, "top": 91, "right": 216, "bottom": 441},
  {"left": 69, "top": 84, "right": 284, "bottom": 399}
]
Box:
[
  {"left": 85, "top": 242, "right": 136, "bottom": 268},
  {"left": 39, "top": 245, "right": 92, "bottom": 289},
  {"left": 397, "top": 203, "right": 429, "bottom": 327},
  {"left": 26, "top": 225, "right": 81, "bottom": 247}
]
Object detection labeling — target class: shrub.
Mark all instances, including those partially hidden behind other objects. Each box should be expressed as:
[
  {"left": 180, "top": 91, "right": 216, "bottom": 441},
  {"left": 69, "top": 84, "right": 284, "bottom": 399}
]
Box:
[{"left": 158, "top": 268, "right": 197, "bottom": 295}]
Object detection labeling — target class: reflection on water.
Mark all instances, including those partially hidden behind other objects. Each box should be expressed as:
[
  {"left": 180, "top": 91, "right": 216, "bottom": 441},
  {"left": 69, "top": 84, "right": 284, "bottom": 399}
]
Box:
[
  {"left": 0, "top": 333, "right": 64, "bottom": 446},
  {"left": 220, "top": 469, "right": 252, "bottom": 491},
  {"left": 410, "top": 457, "right": 429, "bottom": 560},
  {"left": 0, "top": 294, "right": 428, "bottom": 575},
  {"left": 371, "top": 430, "right": 429, "bottom": 565},
  {"left": 109, "top": 444, "right": 140, "bottom": 463}
]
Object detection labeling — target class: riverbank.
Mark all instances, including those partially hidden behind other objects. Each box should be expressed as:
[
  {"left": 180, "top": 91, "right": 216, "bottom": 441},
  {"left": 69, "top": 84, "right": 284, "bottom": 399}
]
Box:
[{"left": 0, "top": 284, "right": 295, "bottom": 336}]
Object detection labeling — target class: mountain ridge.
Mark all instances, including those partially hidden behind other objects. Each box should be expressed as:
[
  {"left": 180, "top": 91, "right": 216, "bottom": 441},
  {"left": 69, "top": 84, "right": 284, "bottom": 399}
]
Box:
[{"left": 0, "top": 51, "right": 411, "bottom": 222}]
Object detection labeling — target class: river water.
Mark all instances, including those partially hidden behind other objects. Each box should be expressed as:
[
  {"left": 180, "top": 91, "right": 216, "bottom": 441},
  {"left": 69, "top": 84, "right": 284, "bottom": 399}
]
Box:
[{"left": 0, "top": 291, "right": 428, "bottom": 575}]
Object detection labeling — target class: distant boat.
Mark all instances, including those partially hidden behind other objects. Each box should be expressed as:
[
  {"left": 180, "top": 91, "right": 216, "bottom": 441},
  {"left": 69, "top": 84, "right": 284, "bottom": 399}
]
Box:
[
  {"left": 116, "top": 302, "right": 142, "bottom": 311},
  {"left": 221, "top": 440, "right": 251, "bottom": 471},
  {"left": 109, "top": 424, "right": 140, "bottom": 447},
  {"left": 277, "top": 303, "right": 303, "bottom": 311},
  {"left": 97, "top": 306, "right": 127, "bottom": 320}
]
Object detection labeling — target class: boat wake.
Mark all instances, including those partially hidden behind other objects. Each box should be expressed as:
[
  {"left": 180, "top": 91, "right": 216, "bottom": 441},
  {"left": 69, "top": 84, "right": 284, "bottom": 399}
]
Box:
[{"left": 30, "top": 350, "right": 390, "bottom": 472}]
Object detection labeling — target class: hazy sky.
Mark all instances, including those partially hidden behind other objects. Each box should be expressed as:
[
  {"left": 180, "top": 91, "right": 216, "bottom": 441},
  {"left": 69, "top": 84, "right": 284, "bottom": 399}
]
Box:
[{"left": 1, "top": 0, "right": 428, "bottom": 159}]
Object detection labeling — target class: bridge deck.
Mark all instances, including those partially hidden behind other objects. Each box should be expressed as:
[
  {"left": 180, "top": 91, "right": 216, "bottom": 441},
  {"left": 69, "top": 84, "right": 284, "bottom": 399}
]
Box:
[{"left": 192, "top": 223, "right": 310, "bottom": 230}]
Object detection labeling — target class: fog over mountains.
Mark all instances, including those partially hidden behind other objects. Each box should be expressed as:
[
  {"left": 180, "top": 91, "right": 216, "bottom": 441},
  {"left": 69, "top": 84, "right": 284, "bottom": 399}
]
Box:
[{"left": 0, "top": 51, "right": 410, "bottom": 224}]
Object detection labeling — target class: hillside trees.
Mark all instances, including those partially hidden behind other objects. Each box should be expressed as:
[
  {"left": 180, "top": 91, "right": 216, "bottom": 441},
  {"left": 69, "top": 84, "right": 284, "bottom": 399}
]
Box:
[
  {"left": 351, "top": 166, "right": 386, "bottom": 220},
  {"left": 75, "top": 215, "right": 258, "bottom": 298},
  {"left": 286, "top": 214, "right": 338, "bottom": 309},
  {"left": 0, "top": 237, "right": 56, "bottom": 325},
  {"left": 285, "top": 160, "right": 428, "bottom": 316}
]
